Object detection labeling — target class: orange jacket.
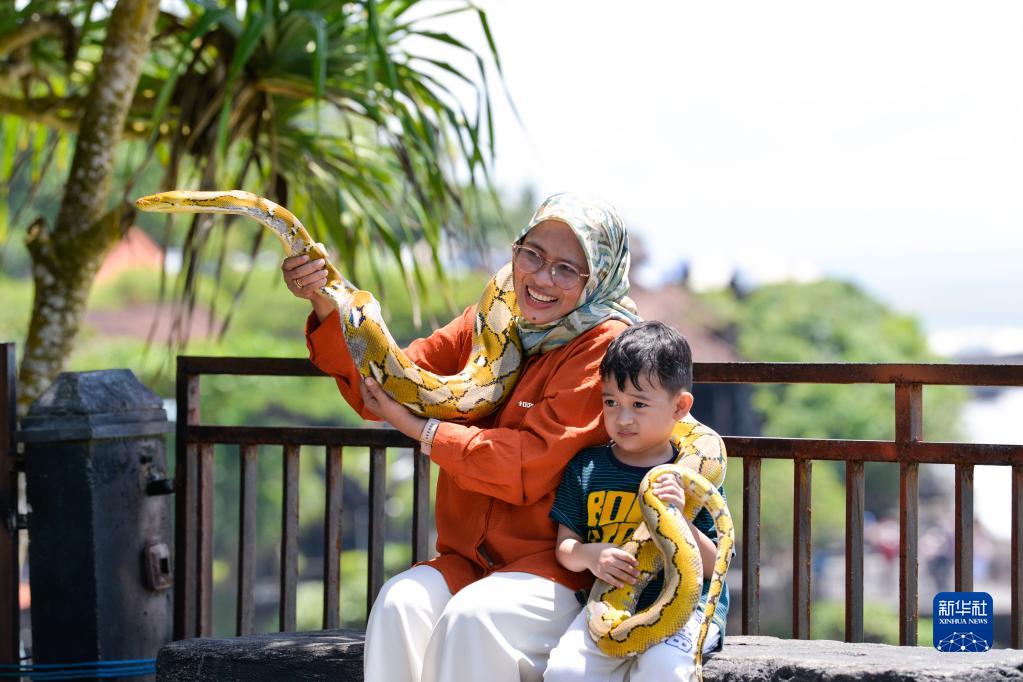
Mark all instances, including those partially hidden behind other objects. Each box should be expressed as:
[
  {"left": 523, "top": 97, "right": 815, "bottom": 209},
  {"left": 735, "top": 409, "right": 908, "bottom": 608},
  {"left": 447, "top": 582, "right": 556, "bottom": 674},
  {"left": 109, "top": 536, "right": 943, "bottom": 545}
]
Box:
[{"left": 306, "top": 306, "right": 626, "bottom": 594}]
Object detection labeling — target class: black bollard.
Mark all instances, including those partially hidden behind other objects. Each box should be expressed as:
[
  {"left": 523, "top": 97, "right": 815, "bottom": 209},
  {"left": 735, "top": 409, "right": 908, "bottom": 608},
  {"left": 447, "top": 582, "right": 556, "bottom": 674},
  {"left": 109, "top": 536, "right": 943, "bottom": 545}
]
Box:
[{"left": 21, "top": 369, "right": 174, "bottom": 680}]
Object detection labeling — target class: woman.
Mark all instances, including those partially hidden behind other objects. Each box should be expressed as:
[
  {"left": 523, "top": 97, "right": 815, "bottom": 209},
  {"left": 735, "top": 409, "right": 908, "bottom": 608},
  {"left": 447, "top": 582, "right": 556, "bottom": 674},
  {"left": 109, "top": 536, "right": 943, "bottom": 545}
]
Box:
[{"left": 281, "top": 193, "right": 639, "bottom": 682}]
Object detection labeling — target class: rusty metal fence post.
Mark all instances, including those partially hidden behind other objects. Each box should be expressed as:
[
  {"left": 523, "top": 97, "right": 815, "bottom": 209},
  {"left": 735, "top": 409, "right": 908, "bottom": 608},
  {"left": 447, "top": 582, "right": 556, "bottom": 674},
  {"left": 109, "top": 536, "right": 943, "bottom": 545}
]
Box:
[{"left": 0, "top": 343, "right": 19, "bottom": 663}]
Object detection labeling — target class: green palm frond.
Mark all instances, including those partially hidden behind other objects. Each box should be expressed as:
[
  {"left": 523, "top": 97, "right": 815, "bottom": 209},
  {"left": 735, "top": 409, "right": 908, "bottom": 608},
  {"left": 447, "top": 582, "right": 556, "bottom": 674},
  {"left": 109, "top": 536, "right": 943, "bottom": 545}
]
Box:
[{"left": 2, "top": 0, "right": 508, "bottom": 345}]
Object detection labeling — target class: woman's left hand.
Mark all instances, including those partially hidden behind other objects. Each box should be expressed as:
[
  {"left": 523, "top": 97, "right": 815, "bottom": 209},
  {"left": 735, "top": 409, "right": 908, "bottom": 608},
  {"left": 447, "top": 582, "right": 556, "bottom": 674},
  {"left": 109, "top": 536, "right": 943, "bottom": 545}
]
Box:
[{"left": 360, "top": 377, "right": 428, "bottom": 441}]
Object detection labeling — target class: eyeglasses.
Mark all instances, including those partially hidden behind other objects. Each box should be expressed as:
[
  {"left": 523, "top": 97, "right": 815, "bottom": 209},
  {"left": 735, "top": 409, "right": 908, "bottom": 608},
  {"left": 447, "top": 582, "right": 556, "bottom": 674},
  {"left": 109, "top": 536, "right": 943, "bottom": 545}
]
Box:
[{"left": 512, "top": 243, "right": 589, "bottom": 290}]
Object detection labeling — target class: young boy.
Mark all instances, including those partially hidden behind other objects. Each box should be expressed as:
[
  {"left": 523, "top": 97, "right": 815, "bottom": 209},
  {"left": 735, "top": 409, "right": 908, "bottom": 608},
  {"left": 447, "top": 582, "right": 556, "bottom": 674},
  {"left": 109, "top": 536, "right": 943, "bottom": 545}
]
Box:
[{"left": 544, "top": 321, "right": 729, "bottom": 682}]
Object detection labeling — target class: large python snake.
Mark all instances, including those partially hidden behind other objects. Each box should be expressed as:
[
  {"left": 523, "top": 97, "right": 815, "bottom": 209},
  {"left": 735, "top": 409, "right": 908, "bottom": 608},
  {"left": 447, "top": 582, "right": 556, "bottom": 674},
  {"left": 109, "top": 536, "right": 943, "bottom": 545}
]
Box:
[
  {"left": 135, "top": 190, "right": 523, "bottom": 421},
  {"left": 585, "top": 419, "right": 733, "bottom": 681},
  {"left": 134, "top": 190, "right": 733, "bottom": 668}
]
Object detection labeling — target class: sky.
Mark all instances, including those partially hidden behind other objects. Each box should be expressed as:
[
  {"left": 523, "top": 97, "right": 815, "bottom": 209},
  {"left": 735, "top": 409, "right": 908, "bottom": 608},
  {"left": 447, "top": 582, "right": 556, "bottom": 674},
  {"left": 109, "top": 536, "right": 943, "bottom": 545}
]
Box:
[
  {"left": 436, "top": 1, "right": 1023, "bottom": 355},
  {"left": 433, "top": 2, "right": 1023, "bottom": 538}
]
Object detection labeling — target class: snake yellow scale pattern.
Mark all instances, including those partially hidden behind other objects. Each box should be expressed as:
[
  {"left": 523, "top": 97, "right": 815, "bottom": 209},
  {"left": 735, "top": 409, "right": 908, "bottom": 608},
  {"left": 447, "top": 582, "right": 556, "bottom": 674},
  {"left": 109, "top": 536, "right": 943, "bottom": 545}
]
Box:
[
  {"left": 584, "top": 416, "right": 733, "bottom": 682},
  {"left": 134, "top": 190, "right": 734, "bottom": 673},
  {"left": 134, "top": 190, "right": 524, "bottom": 421}
]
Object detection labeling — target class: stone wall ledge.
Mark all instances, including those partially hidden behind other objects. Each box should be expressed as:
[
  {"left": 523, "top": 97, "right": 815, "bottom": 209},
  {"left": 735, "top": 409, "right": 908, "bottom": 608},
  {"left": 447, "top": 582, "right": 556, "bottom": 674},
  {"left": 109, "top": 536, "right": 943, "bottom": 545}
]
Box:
[
  {"left": 156, "top": 631, "right": 1023, "bottom": 681},
  {"left": 707, "top": 635, "right": 1023, "bottom": 681},
  {"left": 156, "top": 629, "right": 364, "bottom": 682}
]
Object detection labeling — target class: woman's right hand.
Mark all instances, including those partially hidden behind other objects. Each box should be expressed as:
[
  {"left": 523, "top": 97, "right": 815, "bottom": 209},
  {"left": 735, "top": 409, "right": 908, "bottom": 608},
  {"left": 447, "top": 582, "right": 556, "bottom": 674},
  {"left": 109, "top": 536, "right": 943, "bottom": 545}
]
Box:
[
  {"left": 282, "top": 254, "right": 336, "bottom": 322},
  {"left": 282, "top": 254, "right": 328, "bottom": 300}
]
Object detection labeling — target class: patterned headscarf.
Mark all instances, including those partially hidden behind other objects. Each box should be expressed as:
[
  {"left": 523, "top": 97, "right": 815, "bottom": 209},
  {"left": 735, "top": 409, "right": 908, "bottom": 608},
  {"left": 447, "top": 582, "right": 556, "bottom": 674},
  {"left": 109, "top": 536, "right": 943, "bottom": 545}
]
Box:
[{"left": 513, "top": 192, "right": 640, "bottom": 355}]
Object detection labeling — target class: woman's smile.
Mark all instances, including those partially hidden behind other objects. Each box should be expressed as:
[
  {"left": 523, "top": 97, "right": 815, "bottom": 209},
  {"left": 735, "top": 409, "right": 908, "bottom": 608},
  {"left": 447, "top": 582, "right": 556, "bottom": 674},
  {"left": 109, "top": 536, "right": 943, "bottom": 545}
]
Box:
[
  {"left": 513, "top": 220, "right": 588, "bottom": 325},
  {"left": 525, "top": 286, "right": 558, "bottom": 305}
]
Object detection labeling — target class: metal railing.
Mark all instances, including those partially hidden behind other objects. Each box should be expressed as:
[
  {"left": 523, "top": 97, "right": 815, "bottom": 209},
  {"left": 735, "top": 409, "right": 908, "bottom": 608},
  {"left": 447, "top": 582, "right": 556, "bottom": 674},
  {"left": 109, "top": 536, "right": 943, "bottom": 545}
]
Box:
[
  {"left": 172, "top": 355, "right": 1023, "bottom": 647},
  {"left": 0, "top": 349, "right": 1014, "bottom": 647},
  {"left": 698, "top": 362, "right": 1023, "bottom": 645},
  {"left": 173, "top": 356, "right": 431, "bottom": 639}
]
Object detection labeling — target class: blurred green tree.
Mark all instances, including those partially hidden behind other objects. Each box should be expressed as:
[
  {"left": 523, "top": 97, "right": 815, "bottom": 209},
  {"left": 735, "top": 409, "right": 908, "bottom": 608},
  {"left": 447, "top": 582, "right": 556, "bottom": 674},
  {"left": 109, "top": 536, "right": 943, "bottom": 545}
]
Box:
[{"left": 710, "top": 279, "right": 966, "bottom": 551}]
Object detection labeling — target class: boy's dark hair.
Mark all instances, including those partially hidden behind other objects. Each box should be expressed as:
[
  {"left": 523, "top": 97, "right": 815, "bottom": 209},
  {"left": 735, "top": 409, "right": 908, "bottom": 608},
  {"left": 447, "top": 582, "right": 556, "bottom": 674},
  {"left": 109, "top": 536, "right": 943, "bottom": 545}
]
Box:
[{"left": 600, "top": 321, "right": 693, "bottom": 393}]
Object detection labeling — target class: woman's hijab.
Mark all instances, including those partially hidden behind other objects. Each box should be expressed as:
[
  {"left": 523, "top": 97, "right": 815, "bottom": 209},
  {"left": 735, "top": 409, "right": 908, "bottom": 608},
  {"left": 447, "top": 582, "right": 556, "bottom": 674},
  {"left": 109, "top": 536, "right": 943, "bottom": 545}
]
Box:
[{"left": 514, "top": 192, "right": 640, "bottom": 355}]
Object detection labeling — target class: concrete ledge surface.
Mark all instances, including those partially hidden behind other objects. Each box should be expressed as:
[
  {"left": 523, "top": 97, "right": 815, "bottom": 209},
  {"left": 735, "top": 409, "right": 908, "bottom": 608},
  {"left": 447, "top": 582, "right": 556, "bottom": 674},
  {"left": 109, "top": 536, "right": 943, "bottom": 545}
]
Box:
[
  {"left": 703, "top": 635, "right": 1023, "bottom": 681},
  {"left": 157, "top": 628, "right": 364, "bottom": 681},
  {"left": 157, "top": 631, "right": 1023, "bottom": 681}
]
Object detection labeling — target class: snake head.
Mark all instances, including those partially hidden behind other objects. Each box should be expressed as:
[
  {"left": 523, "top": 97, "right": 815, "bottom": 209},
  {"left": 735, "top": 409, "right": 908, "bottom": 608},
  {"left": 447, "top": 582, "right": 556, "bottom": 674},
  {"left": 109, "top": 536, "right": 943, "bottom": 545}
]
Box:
[{"left": 135, "top": 191, "right": 194, "bottom": 212}]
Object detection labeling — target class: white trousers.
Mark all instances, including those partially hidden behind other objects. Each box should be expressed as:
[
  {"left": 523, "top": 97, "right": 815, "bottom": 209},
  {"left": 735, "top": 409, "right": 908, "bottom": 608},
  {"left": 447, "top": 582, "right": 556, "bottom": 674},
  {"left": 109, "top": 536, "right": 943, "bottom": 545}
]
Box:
[
  {"left": 364, "top": 565, "right": 580, "bottom": 682},
  {"left": 544, "top": 606, "right": 721, "bottom": 682}
]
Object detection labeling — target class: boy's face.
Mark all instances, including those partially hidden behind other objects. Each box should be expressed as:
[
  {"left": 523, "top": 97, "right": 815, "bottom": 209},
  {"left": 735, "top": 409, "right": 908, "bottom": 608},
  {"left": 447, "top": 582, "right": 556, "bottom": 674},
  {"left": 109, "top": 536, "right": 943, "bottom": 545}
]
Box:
[{"left": 601, "top": 374, "right": 694, "bottom": 461}]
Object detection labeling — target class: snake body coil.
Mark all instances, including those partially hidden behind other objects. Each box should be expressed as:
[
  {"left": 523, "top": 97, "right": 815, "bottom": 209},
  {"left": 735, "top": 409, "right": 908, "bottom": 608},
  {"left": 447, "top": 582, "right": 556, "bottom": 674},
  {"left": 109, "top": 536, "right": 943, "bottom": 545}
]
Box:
[
  {"left": 136, "top": 190, "right": 523, "bottom": 421},
  {"left": 585, "top": 446, "right": 734, "bottom": 681},
  {"left": 135, "top": 190, "right": 733, "bottom": 673}
]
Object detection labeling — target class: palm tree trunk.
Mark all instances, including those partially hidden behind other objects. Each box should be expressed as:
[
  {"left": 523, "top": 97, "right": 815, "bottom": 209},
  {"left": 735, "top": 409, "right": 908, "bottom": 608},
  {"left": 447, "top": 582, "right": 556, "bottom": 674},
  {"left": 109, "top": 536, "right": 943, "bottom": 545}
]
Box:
[{"left": 17, "top": 0, "right": 161, "bottom": 413}]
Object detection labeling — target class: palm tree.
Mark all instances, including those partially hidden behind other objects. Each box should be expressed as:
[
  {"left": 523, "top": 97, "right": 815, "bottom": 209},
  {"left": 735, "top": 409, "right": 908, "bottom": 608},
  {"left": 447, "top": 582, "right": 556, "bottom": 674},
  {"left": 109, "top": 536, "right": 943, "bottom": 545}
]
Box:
[{"left": 0, "top": 0, "right": 506, "bottom": 411}]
